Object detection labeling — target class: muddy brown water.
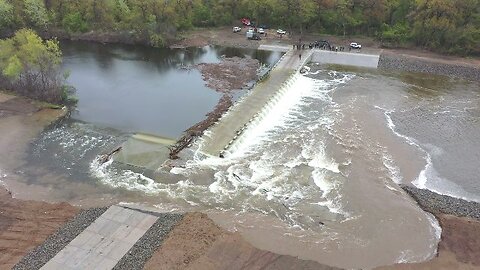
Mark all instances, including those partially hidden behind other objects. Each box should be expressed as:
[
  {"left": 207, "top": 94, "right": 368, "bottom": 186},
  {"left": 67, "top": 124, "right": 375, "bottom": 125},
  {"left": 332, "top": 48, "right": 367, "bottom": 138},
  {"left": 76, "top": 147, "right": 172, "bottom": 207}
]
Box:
[{"left": 2, "top": 43, "right": 480, "bottom": 268}]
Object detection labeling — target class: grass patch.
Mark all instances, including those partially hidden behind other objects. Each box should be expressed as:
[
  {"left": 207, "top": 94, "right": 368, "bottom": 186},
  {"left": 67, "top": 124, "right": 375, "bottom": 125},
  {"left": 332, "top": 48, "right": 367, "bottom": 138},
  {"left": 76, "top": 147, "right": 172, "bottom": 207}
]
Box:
[{"left": 37, "top": 101, "right": 64, "bottom": 109}]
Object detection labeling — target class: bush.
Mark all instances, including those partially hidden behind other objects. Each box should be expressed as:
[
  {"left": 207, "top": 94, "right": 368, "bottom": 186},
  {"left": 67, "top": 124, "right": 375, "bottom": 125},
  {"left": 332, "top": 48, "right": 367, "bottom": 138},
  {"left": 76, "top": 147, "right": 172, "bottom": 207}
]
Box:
[
  {"left": 380, "top": 23, "right": 411, "bottom": 46},
  {"left": 63, "top": 12, "right": 89, "bottom": 33},
  {"left": 149, "top": 33, "right": 166, "bottom": 48}
]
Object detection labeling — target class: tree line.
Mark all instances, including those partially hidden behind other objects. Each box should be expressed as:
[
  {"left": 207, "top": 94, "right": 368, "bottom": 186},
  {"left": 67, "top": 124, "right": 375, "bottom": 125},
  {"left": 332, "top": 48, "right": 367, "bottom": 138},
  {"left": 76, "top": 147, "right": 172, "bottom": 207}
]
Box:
[{"left": 0, "top": 0, "right": 479, "bottom": 55}]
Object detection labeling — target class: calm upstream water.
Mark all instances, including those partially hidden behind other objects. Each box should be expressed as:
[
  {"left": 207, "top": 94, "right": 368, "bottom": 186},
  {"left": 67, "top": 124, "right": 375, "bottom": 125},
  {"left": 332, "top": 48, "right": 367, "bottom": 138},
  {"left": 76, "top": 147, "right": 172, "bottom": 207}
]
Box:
[
  {"left": 61, "top": 41, "right": 282, "bottom": 138},
  {"left": 20, "top": 43, "right": 480, "bottom": 268}
]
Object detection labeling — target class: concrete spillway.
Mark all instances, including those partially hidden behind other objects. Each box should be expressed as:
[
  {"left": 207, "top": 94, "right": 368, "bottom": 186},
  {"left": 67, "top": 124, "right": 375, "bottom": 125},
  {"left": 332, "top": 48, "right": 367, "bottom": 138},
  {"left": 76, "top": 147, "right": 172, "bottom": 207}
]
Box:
[
  {"left": 200, "top": 49, "right": 311, "bottom": 157},
  {"left": 199, "top": 48, "right": 380, "bottom": 157},
  {"left": 311, "top": 50, "right": 380, "bottom": 68}
]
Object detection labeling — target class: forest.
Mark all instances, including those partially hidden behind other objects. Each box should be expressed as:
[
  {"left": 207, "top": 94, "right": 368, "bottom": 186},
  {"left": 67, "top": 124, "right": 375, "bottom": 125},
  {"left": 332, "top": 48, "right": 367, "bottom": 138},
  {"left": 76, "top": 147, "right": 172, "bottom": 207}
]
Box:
[{"left": 0, "top": 0, "right": 479, "bottom": 55}]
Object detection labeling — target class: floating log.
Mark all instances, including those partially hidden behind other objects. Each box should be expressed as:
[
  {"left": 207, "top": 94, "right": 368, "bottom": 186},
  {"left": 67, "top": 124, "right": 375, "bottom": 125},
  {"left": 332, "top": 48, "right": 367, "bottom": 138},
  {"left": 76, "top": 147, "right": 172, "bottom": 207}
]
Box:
[{"left": 100, "top": 146, "right": 122, "bottom": 164}]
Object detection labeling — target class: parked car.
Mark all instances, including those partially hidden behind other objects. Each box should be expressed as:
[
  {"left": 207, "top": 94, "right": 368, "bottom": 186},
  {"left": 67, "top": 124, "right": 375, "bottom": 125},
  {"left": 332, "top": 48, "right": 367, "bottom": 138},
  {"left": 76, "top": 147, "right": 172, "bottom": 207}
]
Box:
[
  {"left": 233, "top": 26, "right": 242, "bottom": 33},
  {"left": 277, "top": 29, "right": 287, "bottom": 35},
  {"left": 241, "top": 18, "right": 251, "bottom": 26},
  {"left": 350, "top": 42, "right": 362, "bottom": 49},
  {"left": 259, "top": 24, "right": 269, "bottom": 29},
  {"left": 246, "top": 30, "right": 261, "bottom": 40},
  {"left": 258, "top": 28, "right": 265, "bottom": 34}
]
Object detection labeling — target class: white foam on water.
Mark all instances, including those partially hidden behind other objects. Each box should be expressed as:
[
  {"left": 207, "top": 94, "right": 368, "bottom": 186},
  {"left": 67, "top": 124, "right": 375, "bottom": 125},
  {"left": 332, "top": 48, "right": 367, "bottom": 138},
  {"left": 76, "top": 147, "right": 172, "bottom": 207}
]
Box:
[
  {"left": 0, "top": 168, "right": 6, "bottom": 187},
  {"left": 90, "top": 157, "right": 162, "bottom": 194},
  {"left": 284, "top": 156, "right": 304, "bottom": 168},
  {"left": 228, "top": 74, "right": 315, "bottom": 156},
  {"left": 393, "top": 211, "right": 442, "bottom": 264},
  {"left": 394, "top": 204, "right": 443, "bottom": 263},
  {"left": 301, "top": 140, "right": 345, "bottom": 216},
  {"left": 413, "top": 153, "right": 432, "bottom": 189},
  {"left": 311, "top": 170, "right": 348, "bottom": 216},
  {"left": 382, "top": 152, "right": 403, "bottom": 184},
  {"left": 425, "top": 212, "right": 442, "bottom": 257},
  {"left": 415, "top": 158, "right": 480, "bottom": 202},
  {"left": 90, "top": 156, "right": 204, "bottom": 206},
  {"left": 228, "top": 72, "right": 353, "bottom": 156},
  {"left": 179, "top": 72, "right": 355, "bottom": 220},
  {"left": 170, "top": 166, "right": 186, "bottom": 175},
  {"left": 395, "top": 250, "right": 415, "bottom": 264},
  {"left": 306, "top": 149, "right": 340, "bottom": 174},
  {"left": 377, "top": 106, "right": 480, "bottom": 203},
  {"left": 89, "top": 69, "right": 358, "bottom": 231}
]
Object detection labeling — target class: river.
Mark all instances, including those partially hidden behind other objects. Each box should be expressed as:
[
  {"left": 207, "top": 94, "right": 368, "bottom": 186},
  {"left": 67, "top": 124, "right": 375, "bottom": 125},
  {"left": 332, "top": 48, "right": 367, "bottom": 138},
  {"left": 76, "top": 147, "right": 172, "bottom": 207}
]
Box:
[{"left": 16, "top": 43, "right": 480, "bottom": 268}]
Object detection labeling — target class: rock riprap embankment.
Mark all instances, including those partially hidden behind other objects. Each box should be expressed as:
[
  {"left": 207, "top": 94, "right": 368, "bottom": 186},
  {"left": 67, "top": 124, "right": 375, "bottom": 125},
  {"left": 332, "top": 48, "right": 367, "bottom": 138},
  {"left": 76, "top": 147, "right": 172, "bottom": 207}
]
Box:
[
  {"left": 402, "top": 185, "right": 480, "bottom": 219},
  {"left": 378, "top": 54, "right": 480, "bottom": 81}
]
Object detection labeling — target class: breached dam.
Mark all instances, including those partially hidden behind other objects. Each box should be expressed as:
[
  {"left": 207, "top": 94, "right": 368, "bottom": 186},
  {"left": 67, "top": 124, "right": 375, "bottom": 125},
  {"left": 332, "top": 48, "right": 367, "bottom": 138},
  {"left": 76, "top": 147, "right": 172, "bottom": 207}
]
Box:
[{"left": 199, "top": 49, "right": 380, "bottom": 157}]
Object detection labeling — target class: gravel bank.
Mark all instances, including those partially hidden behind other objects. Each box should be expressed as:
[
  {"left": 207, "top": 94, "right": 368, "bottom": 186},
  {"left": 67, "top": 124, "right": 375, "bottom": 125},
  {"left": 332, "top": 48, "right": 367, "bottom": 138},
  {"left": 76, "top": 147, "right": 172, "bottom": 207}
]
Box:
[
  {"left": 378, "top": 54, "right": 480, "bottom": 81},
  {"left": 13, "top": 207, "right": 108, "bottom": 270},
  {"left": 402, "top": 185, "right": 480, "bottom": 220},
  {"left": 113, "top": 212, "right": 184, "bottom": 270}
]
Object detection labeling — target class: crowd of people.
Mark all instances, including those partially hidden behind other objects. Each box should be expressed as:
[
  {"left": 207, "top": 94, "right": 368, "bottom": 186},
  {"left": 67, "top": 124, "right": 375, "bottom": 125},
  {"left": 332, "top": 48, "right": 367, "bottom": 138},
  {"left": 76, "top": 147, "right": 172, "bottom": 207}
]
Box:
[{"left": 293, "top": 40, "right": 360, "bottom": 52}]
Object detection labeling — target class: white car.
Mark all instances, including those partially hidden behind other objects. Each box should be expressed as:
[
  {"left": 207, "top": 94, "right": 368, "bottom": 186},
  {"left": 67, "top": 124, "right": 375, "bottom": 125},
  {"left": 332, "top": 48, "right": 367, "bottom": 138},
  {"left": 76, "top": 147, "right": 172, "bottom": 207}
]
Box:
[
  {"left": 233, "top": 26, "right": 242, "bottom": 33},
  {"left": 350, "top": 42, "right": 362, "bottom": 49},
  {"left": 258, "top": 28, "right": 265, "bottom": 34},
  {"left": 276, "top": 29, "right": 287, "bottom": 35}
]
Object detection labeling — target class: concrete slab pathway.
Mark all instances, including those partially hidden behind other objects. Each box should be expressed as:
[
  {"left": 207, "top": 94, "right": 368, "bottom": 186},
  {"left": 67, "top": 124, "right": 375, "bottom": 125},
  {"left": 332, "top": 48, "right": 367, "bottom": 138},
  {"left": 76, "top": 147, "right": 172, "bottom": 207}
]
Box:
[
  {"left": 40, "top": 206, "right": 158, "bottom": 270},
  {"left": 258, "top": 44, "right": 291, "bottom": 52}
]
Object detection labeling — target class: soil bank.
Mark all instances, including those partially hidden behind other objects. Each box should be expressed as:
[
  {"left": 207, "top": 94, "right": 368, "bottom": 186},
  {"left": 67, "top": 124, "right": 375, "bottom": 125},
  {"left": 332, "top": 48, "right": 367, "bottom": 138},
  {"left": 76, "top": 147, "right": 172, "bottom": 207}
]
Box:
[{"left": 0, "top": 187, "right": 78, "bottom": 269}]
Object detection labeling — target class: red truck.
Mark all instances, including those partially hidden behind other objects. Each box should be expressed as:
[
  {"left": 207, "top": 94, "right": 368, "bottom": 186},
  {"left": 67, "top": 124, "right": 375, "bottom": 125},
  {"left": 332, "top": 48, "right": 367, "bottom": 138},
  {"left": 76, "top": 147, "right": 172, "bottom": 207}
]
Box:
[{"left": 241, "top": 18, "right": 251, "bottom": 26}]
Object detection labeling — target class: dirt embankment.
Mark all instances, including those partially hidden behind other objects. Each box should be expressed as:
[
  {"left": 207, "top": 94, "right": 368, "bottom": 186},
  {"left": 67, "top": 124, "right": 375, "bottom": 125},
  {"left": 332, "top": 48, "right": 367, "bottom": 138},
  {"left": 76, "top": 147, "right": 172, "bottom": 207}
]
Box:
[
  {"left": 169, "top": 57, "right": 259, "bottom": 159},
  {"left": 0, "top": 188, "right": 78, "bottom": 269},
  {"left": 144, "top": 212, "right": 338, "bottom": 270},
  {"left": 196, "top": 57, "right": 259, "bottom": 93}
]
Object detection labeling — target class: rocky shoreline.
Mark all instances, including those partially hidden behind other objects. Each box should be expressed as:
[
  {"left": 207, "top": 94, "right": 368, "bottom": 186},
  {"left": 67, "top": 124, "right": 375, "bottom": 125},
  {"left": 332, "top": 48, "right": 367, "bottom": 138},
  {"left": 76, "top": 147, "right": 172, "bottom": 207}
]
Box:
[
  {"left": 401, "top": 185, "right": 480, "bottom": 220},
  {"left": 378, "top": 53, "right": 480, "bottom": 81}
]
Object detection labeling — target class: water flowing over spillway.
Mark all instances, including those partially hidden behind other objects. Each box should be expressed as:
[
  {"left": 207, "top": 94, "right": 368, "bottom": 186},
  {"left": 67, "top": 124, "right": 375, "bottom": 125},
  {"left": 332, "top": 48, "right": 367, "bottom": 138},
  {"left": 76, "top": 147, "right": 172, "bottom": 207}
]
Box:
[
  {"left": 23, "top": 45, "right": 480, "bottom": 268},
  {"left": 87, "top": 69, "right": 441, "bottom": 269}
]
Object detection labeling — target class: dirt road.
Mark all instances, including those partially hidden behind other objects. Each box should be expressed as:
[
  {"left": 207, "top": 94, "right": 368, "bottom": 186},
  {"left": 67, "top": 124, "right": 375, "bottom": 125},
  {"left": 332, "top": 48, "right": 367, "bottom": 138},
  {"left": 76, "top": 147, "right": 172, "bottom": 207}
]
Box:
[{"left": 174, "top": 27, "right": 479, "bottom": 68}]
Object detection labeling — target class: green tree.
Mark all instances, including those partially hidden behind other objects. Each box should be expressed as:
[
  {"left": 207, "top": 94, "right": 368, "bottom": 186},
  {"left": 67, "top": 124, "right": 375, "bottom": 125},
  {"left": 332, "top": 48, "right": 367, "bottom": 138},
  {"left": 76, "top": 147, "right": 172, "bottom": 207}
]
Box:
[
  {"left": 0, "top": 0, "right": 478, "bottom": 55},
  {"left": 0, "top": 29, "right": 68, "bottom": 103},
  {"left": 192, "top": 2, "right": 212, "bottom": 26},
  {"left": 0, "top": 0, "right": 14, "bottom": 31},
  {"left": 62, "top": 12, "right": 88, "bottom": 33},
  {"left": 23, "top": 0, "right": 49, "bottom": 29},
  {"left": 411, "top": 0, "right": 479, "bottom": 54}
]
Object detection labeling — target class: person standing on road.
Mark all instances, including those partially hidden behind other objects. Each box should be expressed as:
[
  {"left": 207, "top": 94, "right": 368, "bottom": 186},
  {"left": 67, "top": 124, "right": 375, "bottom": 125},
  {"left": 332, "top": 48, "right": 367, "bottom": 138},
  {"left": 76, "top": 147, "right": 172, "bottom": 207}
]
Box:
[{"left": 299, "top": 54, "right": 302, "bottom": 60}]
